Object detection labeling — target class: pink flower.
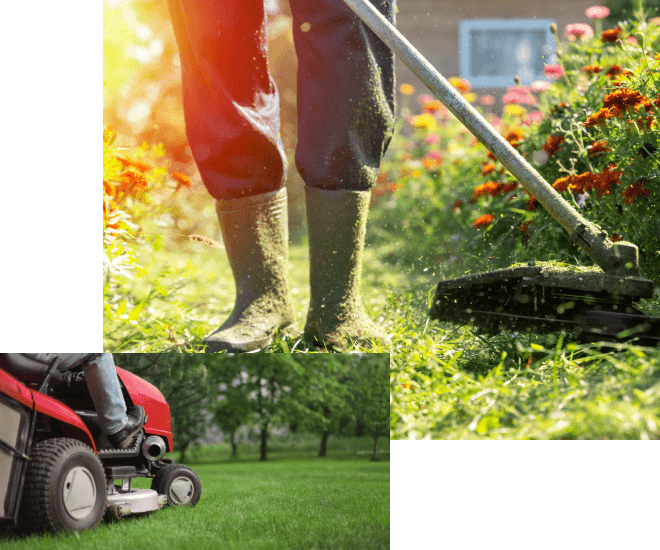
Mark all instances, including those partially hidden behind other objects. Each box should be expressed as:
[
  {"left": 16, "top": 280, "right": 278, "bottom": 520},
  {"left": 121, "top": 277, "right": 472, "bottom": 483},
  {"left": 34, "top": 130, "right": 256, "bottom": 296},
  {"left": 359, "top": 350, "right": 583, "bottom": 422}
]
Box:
[
  {"left": 544, "top": 64, "right": 564, "bottom": 79},
  {"left": 627, "top": 36, "right": 639, "bottom": 45},
  {"left": 424, "top": 133, "right": 440, "bottom": 144},
  {"left": 429, "top": 150, "right": 442, "bottom": 160},
  {"left": 649, "top": 17, "right": 660, "bottom": 26},
  {"left": 585, "top": 5, "right": 610, "bottom": 19},
  {"left": 531, "top": 80, "right": 552, "bottom": 92},
  {"left": 417, "top": 94, "right": 434, "bottom": 106},
  {"left": 479, "top": 95, "right": 495, "bottom": 105},
  {"left": 565, "top": 23, "right": 594, "bottom": 40},
  {"left": 523, "top": 110, "right": 544, "bottom": 125},
  {"left": 502, "top": 86, "right": 537, "bottom": 105},
  {"left": 488, "top": 115, "right": 502, "bottom": 129}
]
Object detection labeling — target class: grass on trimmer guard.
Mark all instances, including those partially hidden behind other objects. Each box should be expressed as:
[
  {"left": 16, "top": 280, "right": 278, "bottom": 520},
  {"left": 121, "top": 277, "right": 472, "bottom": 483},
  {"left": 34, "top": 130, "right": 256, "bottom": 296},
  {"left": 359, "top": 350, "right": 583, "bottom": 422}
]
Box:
[{"left": 430, "top": 262, "right": 660, "bottom": 346}]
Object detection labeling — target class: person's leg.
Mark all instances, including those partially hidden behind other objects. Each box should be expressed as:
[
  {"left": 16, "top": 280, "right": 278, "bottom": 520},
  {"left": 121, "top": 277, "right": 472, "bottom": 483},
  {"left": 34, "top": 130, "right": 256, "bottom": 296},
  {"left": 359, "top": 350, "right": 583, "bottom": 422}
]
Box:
[
  {"left": 290, "top": 0, "right": 396, "bottom": 348},
  {"left": 79, "top": 354, "right": 127, "bottom": 436},
  {"left": 167, "top": 0, "right": 294, "bottom": 352},
  {"left": 167, "top": 0, "right": 287, "bottom": 201}
]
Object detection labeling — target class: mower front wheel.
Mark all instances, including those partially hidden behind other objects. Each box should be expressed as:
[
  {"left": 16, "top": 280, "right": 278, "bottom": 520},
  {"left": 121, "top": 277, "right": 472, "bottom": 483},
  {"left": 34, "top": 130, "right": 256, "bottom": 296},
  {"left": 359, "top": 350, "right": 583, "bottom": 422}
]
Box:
[
  {"left": 18, "top": 438, "right": 106, "bottom": 533},
  {"left": 151, "top": 464, "right": 201, "bottom": 506}
]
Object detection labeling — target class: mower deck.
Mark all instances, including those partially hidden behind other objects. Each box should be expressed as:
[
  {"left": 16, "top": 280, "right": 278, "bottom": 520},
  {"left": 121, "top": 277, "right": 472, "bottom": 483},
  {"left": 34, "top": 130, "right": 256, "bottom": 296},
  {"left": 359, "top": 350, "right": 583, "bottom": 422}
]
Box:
[{"left": 430, "top": 263, "right": 660, "bottom": 345}]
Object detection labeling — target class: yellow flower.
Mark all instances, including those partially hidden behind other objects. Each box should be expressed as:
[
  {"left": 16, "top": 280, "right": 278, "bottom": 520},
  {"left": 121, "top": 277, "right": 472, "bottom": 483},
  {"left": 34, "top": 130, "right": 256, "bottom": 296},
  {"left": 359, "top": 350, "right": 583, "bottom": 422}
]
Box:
[
  {"left": 463, "top": 93, "right": 477, "bottom": 103},
  {"left": 411, "top": 113, "right": 437, "bottom": 131},
  {"left": 399, "top": 83, "right": 415, "bottom": 95},
  {"left": 503, "top": 104, "right": 528, "bottom": 117},
  {"left": 448, "top": 76, "right": 471, "bottom": 93}
]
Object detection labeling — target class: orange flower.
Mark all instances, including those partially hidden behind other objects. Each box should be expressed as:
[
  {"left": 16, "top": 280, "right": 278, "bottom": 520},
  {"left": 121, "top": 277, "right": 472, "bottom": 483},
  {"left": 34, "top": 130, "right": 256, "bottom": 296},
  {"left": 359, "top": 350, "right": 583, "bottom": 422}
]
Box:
[
  {"left": 584, "top": 107, "right": 620, "bottom": 127},
  {"left": 542, "top": 134, "right": 565, "bottom": 157},
  {"left": 603, "top": 89, "right": 649, "bottom": 111},
  {"left": 103, "top": 126, "right": 115, "bottom": 146},
  {"left": 103, "top": 179, "right": 116, "bottom": 197},
  {"left": 581, "top": 65, "right": 602, "bottom": 76},
  {"left": 519, "top": 221, "right": 533, "bottom": 233},
  {"left": 120, "top": 169, "right": 148, "bottom": 194},
  {"left": 480, "top": 162, "right": 496, "bottom": 175},
  {"left": 610, "top": 233, "right": 621, "bottom": 242},
  {"left": 448, "top": 76, "right": 471, "bottom": 93},
  {"left": 486, "top": 150, "right": 497, "bottom": 161},
  {"left": 422, "top": 99, "right": 444, "bottom": 113},
  {"left": 172, "top": 172, "right": 192, "bottom": 188},
  {"left": 503, "top": 128, "right": 524, "bottom": 148},
  {"left": 452, "top": 199, "right": 463, "bottom": 210},
  {"left": 473, "top": 213, "right": 494, "bottom": 229},
  {"left": 103, "top": 198, "right": 119, "bottom": 230},
  {"left": 552, "top": 175, "right": 572, "bottom": 192},
  {"left": 115, "top": 154, "right": 153, "bottom": 172},
  {"left": 471, "top": 181, "right": 500, "bottom": 201},
  {"left": 588, "top": 141, "right": 609, "bottom": 156},
  {"left": 622, "top": 181, "right": 650, "bottom": 204},
  {"left": 422, "top": 156, "right": 442, "bottom": 172},
  {"left": 601, "top": 27, "right": 621, "bottom": 43}
]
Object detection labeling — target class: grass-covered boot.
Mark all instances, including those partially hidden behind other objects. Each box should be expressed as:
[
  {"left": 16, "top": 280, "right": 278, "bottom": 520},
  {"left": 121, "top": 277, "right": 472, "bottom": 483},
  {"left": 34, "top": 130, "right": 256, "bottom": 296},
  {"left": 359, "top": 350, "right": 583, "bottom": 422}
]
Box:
[
  {"left": 204, "top": 188, "right": 294, "bottom": 352},
  {"left": 304, "top": 186, "right": 384, "bottom": 350}
]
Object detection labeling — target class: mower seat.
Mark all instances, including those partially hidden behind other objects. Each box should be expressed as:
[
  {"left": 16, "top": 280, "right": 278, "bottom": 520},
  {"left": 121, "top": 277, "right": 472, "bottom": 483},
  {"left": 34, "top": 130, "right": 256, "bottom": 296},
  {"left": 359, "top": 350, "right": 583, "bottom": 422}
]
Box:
[{"left": 0, "top": 354, "right": 63, "bottom": 383}]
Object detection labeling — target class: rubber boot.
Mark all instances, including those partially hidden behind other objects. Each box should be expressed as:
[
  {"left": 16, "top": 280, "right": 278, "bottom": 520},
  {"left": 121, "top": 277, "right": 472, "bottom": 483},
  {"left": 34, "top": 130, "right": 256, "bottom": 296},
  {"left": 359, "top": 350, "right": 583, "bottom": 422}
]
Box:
[
  {"left": 304, "top": 186, "right": 384, "bottom": 350},
  {"left": 204, "top": 188, "right": 294, "bottom": 352}
]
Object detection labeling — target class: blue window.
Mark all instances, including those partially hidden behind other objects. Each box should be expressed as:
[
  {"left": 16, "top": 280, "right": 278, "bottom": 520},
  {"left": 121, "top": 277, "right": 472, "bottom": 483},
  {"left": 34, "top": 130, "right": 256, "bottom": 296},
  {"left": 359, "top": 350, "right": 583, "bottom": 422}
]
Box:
[{"left": 459, "top": 19, "right": 557, "bottom": 87}]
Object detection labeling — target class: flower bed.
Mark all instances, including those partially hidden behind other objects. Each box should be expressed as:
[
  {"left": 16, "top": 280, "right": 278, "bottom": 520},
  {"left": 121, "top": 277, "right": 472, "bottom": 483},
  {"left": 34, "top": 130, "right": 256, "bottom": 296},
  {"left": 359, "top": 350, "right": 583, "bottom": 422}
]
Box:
[{"left": 370, "top": 7, "right": 660, "bottom": 285}]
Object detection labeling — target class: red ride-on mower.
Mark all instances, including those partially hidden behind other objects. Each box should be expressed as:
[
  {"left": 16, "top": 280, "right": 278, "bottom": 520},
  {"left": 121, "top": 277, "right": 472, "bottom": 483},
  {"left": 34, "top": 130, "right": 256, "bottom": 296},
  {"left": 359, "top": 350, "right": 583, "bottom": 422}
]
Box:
[{"left": 0, "top": 355, "right": 201, "bottom": 533}]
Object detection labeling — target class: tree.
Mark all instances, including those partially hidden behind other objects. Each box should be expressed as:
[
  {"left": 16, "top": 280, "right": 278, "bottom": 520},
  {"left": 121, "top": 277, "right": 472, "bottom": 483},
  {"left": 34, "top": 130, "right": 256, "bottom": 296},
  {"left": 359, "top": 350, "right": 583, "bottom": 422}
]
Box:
[
  {"left": 290, "top": 355, "right": 357, "bottom": 457},
  {"left": 349, "top": 355, "right": 390, "bottom": 461},
  {"left": 205, "top": 356, "right": 252, "bottom": 457}
]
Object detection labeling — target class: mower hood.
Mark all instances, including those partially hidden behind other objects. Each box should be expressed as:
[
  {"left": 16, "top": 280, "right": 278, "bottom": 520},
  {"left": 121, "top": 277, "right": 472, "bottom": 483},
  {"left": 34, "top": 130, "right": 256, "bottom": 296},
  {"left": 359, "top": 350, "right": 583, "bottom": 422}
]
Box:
[{"left": 115, "top": 367, "right": 173, "bottom": 452}]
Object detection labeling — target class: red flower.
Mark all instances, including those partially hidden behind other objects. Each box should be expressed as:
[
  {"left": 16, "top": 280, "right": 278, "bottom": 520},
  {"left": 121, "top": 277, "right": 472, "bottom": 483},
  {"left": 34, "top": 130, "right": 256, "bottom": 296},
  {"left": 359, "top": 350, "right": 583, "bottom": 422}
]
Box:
[
  {"left": 542, "top": 134, "right": 565, "bottom": 157},
  {"left": 610, "top": 233, "right": 621, "bottom": 242},
  {"left": 601, "top": 27, "right": 621, "bottom": 43},
  {"left": 622, "top": 182, "right": 650, "bottom": 204},
  {"left": 473, "top": 213, "right": 494, "bottom": 229}
]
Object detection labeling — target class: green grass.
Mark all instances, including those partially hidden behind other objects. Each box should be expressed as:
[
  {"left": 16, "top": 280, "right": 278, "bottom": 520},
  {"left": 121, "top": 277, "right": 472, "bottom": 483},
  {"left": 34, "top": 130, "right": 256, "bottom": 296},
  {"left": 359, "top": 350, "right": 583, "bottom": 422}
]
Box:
[
  {"left": 103, "top": 205, "right": 660, "bottom": 440},
  {"left": 0, "top": 453, "right": 389, "bottom": 550}
]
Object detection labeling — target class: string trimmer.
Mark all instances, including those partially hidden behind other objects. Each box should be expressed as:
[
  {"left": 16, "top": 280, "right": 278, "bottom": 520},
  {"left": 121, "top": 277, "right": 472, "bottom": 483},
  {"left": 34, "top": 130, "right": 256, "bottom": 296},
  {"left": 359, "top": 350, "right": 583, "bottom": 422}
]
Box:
[{"left": 343, "top": 0, "right": 660, "bottom": 345}]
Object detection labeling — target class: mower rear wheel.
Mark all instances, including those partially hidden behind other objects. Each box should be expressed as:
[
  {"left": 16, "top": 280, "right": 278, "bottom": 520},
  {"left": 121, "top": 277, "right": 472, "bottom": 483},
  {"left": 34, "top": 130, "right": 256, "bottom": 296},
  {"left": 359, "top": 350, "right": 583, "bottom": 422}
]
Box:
[
  {"left": 18, "top": 438, "right": 106, "bottom": 533},
  {"left": 151, "top": 464, "right": 201, "bottom": 506}
]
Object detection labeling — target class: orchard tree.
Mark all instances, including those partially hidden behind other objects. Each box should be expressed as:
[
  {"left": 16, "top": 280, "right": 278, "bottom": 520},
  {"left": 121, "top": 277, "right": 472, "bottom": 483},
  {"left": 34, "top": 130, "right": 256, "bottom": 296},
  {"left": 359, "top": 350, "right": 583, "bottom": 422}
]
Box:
[
  {"left": 290, "top": 354, "right": 356, "bottom": 457},
  {"left": 206, "top": 356, "right": 252, "bottom": 457},
  {"left": 349, "top": 354, "right": 390, "bottom": 461}
]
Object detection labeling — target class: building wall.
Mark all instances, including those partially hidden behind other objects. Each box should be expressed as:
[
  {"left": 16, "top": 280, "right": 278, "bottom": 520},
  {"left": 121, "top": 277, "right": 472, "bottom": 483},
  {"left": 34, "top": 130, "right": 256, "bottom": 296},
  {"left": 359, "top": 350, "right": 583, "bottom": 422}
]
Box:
[{"left": 394, "top": 0, "right": 600, "bottom": 104}]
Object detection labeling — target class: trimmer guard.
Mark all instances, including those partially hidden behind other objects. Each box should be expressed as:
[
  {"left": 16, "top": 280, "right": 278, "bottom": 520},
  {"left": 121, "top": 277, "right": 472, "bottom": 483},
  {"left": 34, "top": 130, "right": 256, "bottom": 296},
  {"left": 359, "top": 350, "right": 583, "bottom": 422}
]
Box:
[{"left": 430, "top": 264, "right": 659, "bottom": 345}]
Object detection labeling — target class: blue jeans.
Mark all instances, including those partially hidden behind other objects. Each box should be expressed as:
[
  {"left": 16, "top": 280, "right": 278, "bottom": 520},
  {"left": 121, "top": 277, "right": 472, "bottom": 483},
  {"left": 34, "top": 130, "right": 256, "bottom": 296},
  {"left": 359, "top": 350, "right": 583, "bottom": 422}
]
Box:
[{"left": 24, "top": 353, "right": 128, "bottom": 435}]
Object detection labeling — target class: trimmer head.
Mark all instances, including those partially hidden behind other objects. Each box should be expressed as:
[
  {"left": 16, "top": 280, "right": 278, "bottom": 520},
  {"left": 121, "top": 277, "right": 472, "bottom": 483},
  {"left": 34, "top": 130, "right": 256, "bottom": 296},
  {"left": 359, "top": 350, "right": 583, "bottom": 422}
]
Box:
[{"left": 430, "top": 262, "right": 659, "bottom": 345}]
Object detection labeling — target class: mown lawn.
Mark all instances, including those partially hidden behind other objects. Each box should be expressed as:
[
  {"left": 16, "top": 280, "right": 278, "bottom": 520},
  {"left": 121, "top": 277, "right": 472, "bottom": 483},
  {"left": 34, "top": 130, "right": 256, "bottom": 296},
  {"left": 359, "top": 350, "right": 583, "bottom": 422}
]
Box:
[{"left": 0, "top": 449, "right": 389, "bottom": 550}]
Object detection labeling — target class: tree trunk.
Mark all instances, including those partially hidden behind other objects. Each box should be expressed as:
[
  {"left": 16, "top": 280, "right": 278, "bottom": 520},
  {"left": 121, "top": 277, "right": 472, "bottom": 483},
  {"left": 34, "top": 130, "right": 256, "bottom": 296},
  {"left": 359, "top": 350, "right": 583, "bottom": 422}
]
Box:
[
  {"left": 230, "top": 430, "right": 238, "bottom": 457},
  {"left": 179, "top": 442, "right": 188, "bottom": 464},
  {"left": 319, "top": 430, "right": 330, "bottom": 457},
  {"left": 371, "top": 425, "right": 380, "bottom": 462},
  {"left": 260, "top": 425, "right": 268, "bottom": 461}
]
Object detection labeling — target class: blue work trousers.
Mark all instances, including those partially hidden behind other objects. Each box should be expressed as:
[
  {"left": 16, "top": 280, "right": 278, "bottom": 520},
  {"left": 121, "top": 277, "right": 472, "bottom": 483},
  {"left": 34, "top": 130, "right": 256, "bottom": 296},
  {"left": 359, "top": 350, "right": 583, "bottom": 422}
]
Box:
[{"left": 166, "top": 0, "right": 396, "bottom": 200}]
